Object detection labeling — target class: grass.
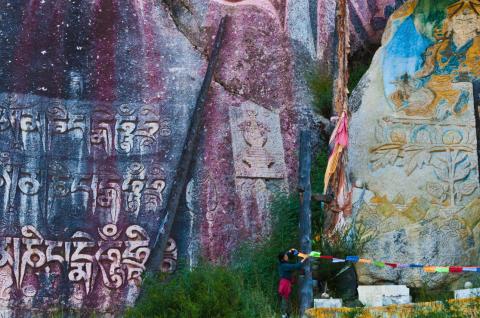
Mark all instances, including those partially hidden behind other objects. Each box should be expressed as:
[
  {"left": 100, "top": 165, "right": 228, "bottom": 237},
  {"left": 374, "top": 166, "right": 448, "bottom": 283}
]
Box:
[{"left": 125, "top": 265, "right": 274, "bottom": 318}]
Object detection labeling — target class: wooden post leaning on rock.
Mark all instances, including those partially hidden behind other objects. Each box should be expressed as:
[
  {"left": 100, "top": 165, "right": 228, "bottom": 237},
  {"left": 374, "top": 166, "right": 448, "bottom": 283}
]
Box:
[
  {"left": 147, "top": 16, "right": 228, "bottom": 274},
  {"left": 298, "top": 130, "right": 313, "bottom": 316}
]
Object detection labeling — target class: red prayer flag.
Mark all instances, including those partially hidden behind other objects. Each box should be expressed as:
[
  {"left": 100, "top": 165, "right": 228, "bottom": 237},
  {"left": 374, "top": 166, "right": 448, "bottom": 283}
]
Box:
[
  {"left": 319, "top": 256, "right": 334, "bottom": 259},
  {"left": 385, "top": 263, "right": 398, "bottom": 268},
  {"left": 449, "top": 266, "right": 463, "bottom": 273}
]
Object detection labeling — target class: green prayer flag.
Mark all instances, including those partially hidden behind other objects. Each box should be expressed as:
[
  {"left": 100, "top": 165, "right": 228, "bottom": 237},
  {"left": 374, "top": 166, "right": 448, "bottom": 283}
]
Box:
[
  {"left": 309, "top": 251, "right": 321, "bottom": 258},
  {"left": 435, "top": 267, "right": 449, "bottom": 273},
  {"left": 373, "top": 261, "right": 385, "bottom": 268}
]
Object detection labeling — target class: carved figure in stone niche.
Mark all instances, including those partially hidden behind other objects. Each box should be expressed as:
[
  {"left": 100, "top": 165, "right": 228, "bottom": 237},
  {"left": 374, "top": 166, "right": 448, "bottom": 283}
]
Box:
[
  {"left": 390, "top": 0, "right": 480, "bottom": 118},
  {"left": 238, "top": 110, "right": 275, "bottom": 173}
]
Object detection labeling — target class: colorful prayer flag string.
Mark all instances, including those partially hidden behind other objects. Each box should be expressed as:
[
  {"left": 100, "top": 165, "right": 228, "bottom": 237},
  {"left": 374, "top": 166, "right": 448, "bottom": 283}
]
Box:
[{"left": 291, "top": 249, "right": 480, "bottom": 274}]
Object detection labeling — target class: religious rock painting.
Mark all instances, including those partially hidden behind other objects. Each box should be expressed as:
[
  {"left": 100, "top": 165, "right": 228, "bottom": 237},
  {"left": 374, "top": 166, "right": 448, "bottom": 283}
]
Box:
[
  {"left": 348, "top": 0, "right": 480, "bottom": 288},
  {"left": 229, "top": 101, "right": 286, "bottom": 180},
  {"left": 373, "top": 0, "right": 480, "bottom": 209}
]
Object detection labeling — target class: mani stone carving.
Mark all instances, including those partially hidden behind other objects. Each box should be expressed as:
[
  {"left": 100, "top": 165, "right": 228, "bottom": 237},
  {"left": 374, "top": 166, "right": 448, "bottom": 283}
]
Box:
[
  {"left": 348, "top": 0, "right": 480, "bottom": 288},
  {"left": 229, "top": 101, "right": 286, "bottom": 179}
]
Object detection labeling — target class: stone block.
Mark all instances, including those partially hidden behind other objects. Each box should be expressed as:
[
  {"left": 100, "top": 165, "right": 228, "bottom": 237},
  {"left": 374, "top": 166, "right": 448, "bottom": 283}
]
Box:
[
  {"left": 381, "top": 295, "right": 412, "bottom": 306},
  {"left": 358, "top": 285, "right": 410, "bottom": 307},
  {"left": 454, "top": 288, "right": 480, "bottom": 299},
  {"left": 314, "top": 299, "right": 343, "bottom": 308}
]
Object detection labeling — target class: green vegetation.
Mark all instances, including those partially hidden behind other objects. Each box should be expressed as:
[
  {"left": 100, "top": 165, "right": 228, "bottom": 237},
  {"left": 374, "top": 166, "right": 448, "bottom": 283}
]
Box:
[
  {"left": 308, "top": 46, "right": 375, "bottom": 118},
  {"left": 308, "top": 71, "right": 334, "bottom": 118},
  {"left": 126, "top": 192, "right": 300, "bottom": 318},
  {"left": 127, "top": 152, "right": 330, "bottom": 317},
  {"left": 125, "top": 265, "right": 274, "bottom": 318}
]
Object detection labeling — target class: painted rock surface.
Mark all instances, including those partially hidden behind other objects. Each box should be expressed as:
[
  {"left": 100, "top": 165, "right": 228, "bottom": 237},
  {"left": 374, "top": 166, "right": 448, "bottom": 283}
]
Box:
[
  {"left": 0, "top": 0, "right": 205, "bottom": 313},
  {"left": 348, "top": 0, "right": 480, "bottom": 288},
  {"left": 0, "top": 0, "right": 312, "bottom": 313}
]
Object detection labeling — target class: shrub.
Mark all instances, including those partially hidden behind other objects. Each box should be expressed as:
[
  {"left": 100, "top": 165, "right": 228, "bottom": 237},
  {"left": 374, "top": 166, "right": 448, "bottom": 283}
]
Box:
[
  {"left": 233, "top": 192, "right": 301, "bottom": 314},
  {"left": 125, "top": 264, "right": 274, "bottom": 318},
  {"left": 308, "top": 71, "right": 334, "bottom": 118}
]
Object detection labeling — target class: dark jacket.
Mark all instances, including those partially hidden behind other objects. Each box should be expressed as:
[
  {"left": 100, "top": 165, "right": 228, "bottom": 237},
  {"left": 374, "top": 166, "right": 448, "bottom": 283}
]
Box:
[{"left": 278, "top": 261, "right": 303, "bottom": 280}]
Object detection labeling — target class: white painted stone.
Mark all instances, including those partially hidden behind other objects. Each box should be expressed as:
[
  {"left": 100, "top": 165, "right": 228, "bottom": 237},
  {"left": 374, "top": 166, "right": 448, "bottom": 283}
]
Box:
[
  {"left": 314, "top": 298, "right": 342, "bottom": 308},
  {"left": 358, "top": 285, "right": 410, "bottom": 307},
  {"left": 381, "top": 295, "right": 412, "bottom": 306},
  {"left": 454, "top": 288, "right": 480, "bottom": 299}
]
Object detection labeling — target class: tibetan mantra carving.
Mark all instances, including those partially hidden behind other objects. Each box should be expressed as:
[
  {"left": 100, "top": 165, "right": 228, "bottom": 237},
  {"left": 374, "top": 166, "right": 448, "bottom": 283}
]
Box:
[
  {"left": 0, "top": 93, "right": 172, "bottom": 235},
  {"left": 0, "top": 224, "right": 150, "bottom": 300},
  {"left": 0, "top": 91, "right": 181, "bottom": 310},
  {"left": 0, "top": 154, "right": 166, "bottom": 228},
  {"left": 229, "top": 101, "right": 286, "bottom": 179},
  {"left": 0, "top": 93, "right": 171, "bottom": 156}
]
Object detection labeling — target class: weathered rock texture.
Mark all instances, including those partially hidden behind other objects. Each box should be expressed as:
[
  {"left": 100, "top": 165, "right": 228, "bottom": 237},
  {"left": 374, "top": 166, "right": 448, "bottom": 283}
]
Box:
[
  {"left": 317, "top": 0, "right": 406, "bottom": 67},
  {"left": 348, "top": 0, "right": 480, "bottom": 288},
  {"left": 0, "top": 0, "right": 402, "bottom": 313},
  {"left": 0, "top": 0, "right": 206, "bottom": 313}
]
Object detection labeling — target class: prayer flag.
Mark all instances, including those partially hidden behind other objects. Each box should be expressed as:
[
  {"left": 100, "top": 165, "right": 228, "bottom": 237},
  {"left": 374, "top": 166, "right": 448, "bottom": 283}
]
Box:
[
  {"left": 310, "top": 251, "right": 321, "bottom": 258},
  {"left": 346, "top": 256, "right": 359, "bottom": 262},
  {"left": 385, "top": 263, "right": 398, "bottom": 268},
  {"left": 424, "top": 266, "right": 436, "bottom": 273},
  {"left": 435, "top": 267, "right": 449, "bottom": 273},
  {"left": 373, "top": 261, "right": 385, "bottom": 268},
  {"left": 332, "top": 258, "right": 345, "bottom": 263},
  {"left": 449, "top": 266, "right": 463, "bottom": 273},
  {"left": 359, "top": 258, "right": 372, "bottom": 264}
]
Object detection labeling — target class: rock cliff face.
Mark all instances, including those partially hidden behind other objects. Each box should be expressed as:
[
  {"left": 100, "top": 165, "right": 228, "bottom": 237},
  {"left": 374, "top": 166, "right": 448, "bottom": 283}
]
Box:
[
  {"left": 348, "top": 0, "right": 480, "bottom": 288},
  {"left": 0, "top": 0, "right": 398, "bottom": 313}
]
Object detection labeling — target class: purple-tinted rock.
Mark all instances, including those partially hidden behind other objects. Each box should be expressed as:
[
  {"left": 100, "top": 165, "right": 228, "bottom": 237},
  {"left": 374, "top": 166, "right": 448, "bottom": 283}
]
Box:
[{"left": 0, "top": 0, "right": 205, "bottom": 312}]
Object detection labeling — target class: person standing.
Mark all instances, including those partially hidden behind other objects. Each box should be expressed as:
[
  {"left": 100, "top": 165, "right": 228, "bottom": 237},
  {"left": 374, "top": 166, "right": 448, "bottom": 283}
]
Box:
[{"left": 278, "top": 250, "right": 308, "bottom": 318}]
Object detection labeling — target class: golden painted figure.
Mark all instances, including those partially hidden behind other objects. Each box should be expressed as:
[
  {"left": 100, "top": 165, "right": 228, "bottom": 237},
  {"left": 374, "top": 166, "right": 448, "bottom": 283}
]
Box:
[{"left": 391, "top": 0, "right": 480, "bottom": 117}]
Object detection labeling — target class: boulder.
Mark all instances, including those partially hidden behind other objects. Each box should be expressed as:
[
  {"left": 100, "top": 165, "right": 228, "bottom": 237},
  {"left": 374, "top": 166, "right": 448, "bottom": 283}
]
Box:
[{"left": 348, "top": 0, "right": 480, "bottom": 288}]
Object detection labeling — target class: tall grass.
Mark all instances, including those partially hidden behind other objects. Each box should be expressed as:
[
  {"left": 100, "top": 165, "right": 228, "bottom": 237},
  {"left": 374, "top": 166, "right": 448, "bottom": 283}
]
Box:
[{"left": 125, "top": 265, "right": 274, "bottom": 318}]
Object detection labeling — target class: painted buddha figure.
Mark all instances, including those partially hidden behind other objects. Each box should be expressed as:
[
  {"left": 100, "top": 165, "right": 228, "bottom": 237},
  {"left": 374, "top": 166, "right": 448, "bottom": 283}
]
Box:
[{"left": 391, "top": 0, "right": 480, "bottom": 118}]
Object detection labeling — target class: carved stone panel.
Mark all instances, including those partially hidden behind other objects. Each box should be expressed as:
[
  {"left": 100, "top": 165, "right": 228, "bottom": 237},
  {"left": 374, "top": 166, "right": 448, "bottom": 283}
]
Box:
[{"left": 229, "top": 101, "right": 286, "bottom": 179}]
